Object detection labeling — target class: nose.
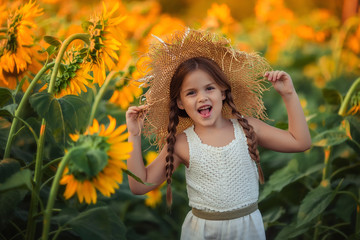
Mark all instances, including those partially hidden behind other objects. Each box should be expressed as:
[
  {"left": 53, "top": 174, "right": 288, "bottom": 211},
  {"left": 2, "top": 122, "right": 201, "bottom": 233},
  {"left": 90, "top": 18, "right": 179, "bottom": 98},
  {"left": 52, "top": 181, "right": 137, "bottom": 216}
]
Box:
[{"left": 198, "top": 92, "right": 208, "bottom": 103}]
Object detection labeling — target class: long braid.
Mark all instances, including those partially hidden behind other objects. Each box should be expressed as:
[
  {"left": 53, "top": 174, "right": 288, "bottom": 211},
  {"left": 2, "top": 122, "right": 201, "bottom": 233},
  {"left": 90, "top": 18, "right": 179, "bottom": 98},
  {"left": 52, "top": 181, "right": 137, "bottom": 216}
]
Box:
[
  {"left": 225, "top": 91, "right": 265, "bottom": 184},
  {"left": 165, "top": 100, "right": 180, "bottom": 206}
]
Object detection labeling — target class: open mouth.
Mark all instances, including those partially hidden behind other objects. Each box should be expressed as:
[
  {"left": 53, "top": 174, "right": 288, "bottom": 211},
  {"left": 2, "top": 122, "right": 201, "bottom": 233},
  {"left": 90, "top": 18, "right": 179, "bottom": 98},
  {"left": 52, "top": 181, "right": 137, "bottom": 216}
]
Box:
[{"left": 198, "top": 105, "right": 212, "bottom": 118}]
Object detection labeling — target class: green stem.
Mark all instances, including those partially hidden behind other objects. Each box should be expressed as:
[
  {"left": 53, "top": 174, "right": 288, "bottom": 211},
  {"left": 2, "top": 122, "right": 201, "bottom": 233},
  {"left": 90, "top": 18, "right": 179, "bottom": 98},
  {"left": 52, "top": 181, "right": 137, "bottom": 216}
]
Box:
[
  {"left": 88, "top": 70, "right": 118, "bottom": 126},
  {"left": 322, "top": 147, "right": 331, "bottom": 181},
  {"left": 26, "top": 119, "right": 47, "bottom": 240},
  {"left": 356, "top": 189, "right": 360, "bottom": 234},
  {"left": 41, "top": 150, "right": 73, "bottom": 240},
  {"left": 14, "top": 76, "right": 27, "bottom": 96},
  {"left": 26, "top": 33, "right": 90, "bottom": 240},
  {"left": 338, "top": 77, "right": 360, "bottom": 116},
  {"left": 3, "top": 63, "right": 55, "bottom": 159}
]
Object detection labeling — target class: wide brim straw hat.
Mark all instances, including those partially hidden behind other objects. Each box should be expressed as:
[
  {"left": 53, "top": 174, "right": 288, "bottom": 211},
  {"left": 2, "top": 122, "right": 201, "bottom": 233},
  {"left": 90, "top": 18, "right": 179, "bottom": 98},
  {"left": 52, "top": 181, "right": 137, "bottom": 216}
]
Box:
[{"left": 139, "top": 28, "right": 271, "bottom": 148}]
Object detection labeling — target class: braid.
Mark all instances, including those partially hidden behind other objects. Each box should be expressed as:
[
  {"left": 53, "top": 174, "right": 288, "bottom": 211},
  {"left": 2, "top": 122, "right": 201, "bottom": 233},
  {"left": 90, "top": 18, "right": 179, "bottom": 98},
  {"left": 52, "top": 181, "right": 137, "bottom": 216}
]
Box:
[
  {"left": 165, "top": 100, "right": 180, "bottom": 206},
  {"left": 225, "top": 91, "right": 265, "bottom": 184}
]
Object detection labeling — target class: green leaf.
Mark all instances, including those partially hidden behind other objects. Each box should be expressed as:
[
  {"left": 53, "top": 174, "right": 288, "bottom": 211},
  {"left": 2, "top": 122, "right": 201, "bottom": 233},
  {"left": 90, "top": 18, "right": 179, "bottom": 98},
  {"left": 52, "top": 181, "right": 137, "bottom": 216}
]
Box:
[
  {"left": 123, "top": 169, "right": 154, "bottom": 186},
  {"left": 29, "top": 93, "right": 90, "bottom": 143},
  {"left": 0, "top": 158, "right": 21, "bottom": 183},
  {"left": 296, "top": 181, "right": 336, "bottom": 227},
  {"left": 274, "top": 222, "right": 312, "bottom": 240},
  {"left": 312, "top": 129, "right": 348, "bottom": 147},
  {"left": 0, "top": 169, "right": 32, "bottom": 192},
  {"left": 66, "top": 206, "right": 127, "bottom": 240},
  {"left": 0, "top": 88, "right": 12, "bottom": 107},
  {"left": 262, "top": 206, "right": 285, "bottom": 224},
  {"left": 346, "top": 115, "right": 360, "bottom": 143},
  {"left": 43, "top": 35, "right": 62, "bottom": 47},
  {"left": 322, "top": 88, "right": 342, "bottom": 105},
  {"left": 259, "top": 159, "right": 322, "bottom": 201},
  {"left": 67, "top": 147, "right": 108, "bottom": 179},
  {"left": 0, "top": 189, "right": 28, "bottom": 229},
  {"left": 0, "top": 103, "right": 18, "bottom": 118}
]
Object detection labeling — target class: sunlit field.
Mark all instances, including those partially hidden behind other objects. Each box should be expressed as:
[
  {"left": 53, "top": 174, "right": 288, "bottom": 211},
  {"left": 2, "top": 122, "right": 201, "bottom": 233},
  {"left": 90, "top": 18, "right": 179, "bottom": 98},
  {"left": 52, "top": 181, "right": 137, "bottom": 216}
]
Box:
[{"left": 0, "top": 0, "right": 359, "bottom": 239}]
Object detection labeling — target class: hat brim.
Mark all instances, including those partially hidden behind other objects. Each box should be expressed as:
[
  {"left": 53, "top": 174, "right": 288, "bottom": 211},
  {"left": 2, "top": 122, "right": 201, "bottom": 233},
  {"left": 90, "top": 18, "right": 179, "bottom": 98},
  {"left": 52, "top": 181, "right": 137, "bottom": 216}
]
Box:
[{"left": 140, "top": 28, "right": 271, "bottom": 148}]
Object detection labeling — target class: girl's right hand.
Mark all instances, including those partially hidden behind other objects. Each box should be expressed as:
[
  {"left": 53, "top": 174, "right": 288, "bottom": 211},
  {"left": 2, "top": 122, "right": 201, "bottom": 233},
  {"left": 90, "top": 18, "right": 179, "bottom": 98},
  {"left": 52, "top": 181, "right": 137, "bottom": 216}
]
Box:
[{"left": 126, "top": 105, "right": 148, "bottom": 136}]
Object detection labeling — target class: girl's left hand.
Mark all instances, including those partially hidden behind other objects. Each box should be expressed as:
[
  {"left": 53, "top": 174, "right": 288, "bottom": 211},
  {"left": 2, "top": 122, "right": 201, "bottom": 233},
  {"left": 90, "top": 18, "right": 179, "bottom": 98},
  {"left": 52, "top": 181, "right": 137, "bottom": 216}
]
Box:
[{"left": 264, "top": 70, "right": 295, "bottom": 97}]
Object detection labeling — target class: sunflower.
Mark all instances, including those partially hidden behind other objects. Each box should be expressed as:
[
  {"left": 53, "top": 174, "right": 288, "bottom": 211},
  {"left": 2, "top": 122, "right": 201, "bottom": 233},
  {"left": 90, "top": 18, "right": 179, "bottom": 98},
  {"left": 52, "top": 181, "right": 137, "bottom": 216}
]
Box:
[
  {"left": 144, "top": 151, "right": 164, "bottom": 208},
  {"left": 60, "top": 115, "right": 132, "bottom": 204},
  {"left": 0, "top": 1, "right": 44, "bottom": 90},
  {"left": 348, "top": 91, "right": 360, "bottom": 115},
  {"left": 109, "top": 78, "right": 143, "bottom": 109},
  {"left": 83, "top": 2, "right": 125, "bottom": 87},
  {"left": 40, "top": 47, "right": 92, "bottom": 98}
]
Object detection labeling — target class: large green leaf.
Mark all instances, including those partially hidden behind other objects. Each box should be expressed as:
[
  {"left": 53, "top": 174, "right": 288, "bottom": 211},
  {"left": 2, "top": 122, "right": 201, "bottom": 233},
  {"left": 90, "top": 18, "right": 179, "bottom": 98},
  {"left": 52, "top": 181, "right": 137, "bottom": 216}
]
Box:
[
  {"left": 312, "top": 129, "right": 348, "bottom": 147},
  {"left": 296, "top": 181, "right": 337, "bottom": 227},
  {"left": 0, "top": 169, "right": 32, "bottom": 192},
  {"left": 0, "top": 188, "right": 28, "bottom": 230},
  {"left": 274, "top": 222, "right": 312, "bottom": 240},
  {"left": 0, "top": 88, "right": 12, "bottom": 107},
  {"left": 259, "top": 159, "right": 323, "bottom": 201},
  {"left": 66, "top": 206, "right": 127, "bottom": 240},
  {"left": 29, "top": 93, "right": 90, "bottom": 143}
]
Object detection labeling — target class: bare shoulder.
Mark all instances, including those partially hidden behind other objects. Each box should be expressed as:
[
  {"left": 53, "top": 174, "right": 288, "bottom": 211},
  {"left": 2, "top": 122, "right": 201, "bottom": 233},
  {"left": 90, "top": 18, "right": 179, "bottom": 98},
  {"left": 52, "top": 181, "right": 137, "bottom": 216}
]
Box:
[
  {"left": 174, "top": 132, "right": 190, "bottom": 167},
  {"left": 244, "top": 116, "right": 264, "bottom": 133}
]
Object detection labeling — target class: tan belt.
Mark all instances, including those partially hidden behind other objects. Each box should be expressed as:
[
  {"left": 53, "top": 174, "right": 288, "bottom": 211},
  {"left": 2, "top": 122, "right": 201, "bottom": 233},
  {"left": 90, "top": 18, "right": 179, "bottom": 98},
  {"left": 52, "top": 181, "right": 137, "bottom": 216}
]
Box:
[{"left": 192, "top": 202, "right": 258, "bottom": 220}]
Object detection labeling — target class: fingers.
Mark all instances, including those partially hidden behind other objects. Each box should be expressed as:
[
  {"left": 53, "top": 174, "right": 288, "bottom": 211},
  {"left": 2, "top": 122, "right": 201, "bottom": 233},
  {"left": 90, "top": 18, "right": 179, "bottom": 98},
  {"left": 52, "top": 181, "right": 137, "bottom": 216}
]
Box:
[
  {"left": 126, "top": 105, "right": 148, "bottom": 120},
  {"left": 264, "top": 70, "right": 287, "bottom": 82}
]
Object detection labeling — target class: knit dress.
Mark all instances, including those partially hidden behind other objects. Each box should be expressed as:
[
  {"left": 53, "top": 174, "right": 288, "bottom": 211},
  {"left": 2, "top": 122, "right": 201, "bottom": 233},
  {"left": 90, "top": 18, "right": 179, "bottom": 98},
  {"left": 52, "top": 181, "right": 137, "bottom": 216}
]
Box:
[{"left": 180, "top": 119, "right": 266, "bottom": 240}]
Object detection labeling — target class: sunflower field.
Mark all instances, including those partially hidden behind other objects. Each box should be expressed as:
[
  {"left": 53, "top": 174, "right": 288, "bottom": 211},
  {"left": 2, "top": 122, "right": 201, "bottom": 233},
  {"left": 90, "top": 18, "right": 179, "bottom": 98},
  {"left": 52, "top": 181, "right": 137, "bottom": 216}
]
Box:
[{"left": 0, "top": 0, "right": 359, "bottom": 239}]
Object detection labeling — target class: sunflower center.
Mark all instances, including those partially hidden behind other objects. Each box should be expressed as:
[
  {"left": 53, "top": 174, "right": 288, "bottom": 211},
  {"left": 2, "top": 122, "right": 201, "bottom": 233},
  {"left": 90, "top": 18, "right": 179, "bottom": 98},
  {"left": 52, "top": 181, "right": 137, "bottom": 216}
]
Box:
[
  {"left": 5, "top": 14, "right": 22, "bottom": 54},
  {"left": 85, "top": 16, "right": 106, "bottom": 65},
  {"left": 67, "top": 134, "right": 110, "bottom": 181}
]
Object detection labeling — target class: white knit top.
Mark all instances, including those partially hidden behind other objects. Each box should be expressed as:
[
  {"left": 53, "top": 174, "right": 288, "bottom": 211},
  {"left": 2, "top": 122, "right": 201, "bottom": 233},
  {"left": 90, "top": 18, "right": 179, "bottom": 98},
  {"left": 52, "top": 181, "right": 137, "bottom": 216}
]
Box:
[{"left": 183, "top": 119, "right": 259, "bottom": 212}]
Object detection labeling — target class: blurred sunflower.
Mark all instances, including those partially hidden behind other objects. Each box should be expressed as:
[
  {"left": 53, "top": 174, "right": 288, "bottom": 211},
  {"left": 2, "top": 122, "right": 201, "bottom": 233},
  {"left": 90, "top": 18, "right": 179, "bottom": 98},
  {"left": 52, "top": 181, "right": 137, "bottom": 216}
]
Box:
[
  {"left": 0, "top": 1, "right": 44, "bottom": 90},
  {"left": 144, "top": 151, "right": 164, "bottom": 208},
  {"left": 109, "top": 78, "right": 143, "bottom": 109},
  {"left": 348, "top": 91, "right": 360, "bottom": 115},
  {"left": 83, "top": 2, "right": 125, "bottom": 86},
  {"left": 60, "top": 115, "right": 132, "bottom": 204},
  {"left": 40, "top": 46, "right": 92, "bottom": 98}
]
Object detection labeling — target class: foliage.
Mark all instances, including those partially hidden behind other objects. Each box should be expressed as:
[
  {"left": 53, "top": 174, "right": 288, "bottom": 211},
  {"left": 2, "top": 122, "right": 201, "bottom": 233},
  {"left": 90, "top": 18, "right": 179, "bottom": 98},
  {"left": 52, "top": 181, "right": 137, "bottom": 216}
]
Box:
[{"left": 0, "top": 0, "right": 359, "bottom": 240}]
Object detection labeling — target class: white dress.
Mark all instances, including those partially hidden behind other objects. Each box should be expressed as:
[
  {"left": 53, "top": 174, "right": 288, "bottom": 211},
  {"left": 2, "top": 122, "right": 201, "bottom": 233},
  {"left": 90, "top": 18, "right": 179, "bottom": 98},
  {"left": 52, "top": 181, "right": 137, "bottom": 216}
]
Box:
[{"left": 180, "top": 119, "right": 266, "bottom": 240}]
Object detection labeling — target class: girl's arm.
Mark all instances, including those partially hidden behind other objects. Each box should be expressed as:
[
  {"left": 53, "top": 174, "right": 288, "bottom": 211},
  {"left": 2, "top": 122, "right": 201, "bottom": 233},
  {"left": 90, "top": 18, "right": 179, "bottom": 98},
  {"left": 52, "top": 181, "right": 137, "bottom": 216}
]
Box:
[
  {"left": 126, "top": 106, "right": 183, "bottom": 195},
  {"left": 247, "top": 70, "right": 311, "bottom": 153}
]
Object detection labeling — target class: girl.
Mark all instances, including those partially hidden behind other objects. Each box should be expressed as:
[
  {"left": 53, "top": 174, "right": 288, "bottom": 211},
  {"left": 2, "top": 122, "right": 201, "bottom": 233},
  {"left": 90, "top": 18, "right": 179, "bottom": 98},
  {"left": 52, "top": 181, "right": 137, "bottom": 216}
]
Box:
[{"left": 126, "top": 29, "right": 311, "bottom": 240}]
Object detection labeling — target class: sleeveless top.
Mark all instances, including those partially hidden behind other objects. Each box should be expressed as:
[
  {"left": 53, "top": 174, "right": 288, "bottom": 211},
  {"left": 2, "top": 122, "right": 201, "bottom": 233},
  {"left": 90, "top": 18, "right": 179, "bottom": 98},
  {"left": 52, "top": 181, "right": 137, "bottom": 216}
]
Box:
[{"left": 183, "top": 119, "right": 259, "bottom": 212}]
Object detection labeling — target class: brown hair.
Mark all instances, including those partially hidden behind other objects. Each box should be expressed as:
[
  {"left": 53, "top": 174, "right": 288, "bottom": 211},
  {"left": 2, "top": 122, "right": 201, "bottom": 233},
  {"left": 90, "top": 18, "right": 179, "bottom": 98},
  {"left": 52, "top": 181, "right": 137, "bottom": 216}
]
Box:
[{"left": 166, "top": 57, "right": 264, "bottom": 206}]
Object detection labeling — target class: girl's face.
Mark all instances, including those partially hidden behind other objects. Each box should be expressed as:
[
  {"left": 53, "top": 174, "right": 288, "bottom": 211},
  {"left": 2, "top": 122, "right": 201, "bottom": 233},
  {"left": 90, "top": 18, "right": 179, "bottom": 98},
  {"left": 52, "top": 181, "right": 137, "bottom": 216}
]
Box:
[{"left": 177, "top": 69, "right": 226, "bottom": 127}]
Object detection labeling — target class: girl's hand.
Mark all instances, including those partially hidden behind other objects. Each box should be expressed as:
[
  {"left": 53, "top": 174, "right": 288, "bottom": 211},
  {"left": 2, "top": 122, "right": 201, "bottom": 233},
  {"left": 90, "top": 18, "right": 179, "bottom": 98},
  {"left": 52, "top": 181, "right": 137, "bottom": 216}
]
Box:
[
  {"left": 126, "top": 105, "right": 148, "bottom": 136},
  {"left": 264, "top": 70, "right": 295, "bottom": 97}
]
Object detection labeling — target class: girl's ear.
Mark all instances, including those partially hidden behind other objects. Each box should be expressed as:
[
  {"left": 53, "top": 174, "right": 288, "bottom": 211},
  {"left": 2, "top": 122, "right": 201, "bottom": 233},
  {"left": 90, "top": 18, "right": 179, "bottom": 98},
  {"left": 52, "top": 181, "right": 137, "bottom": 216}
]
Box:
[
  {"left": 221, "top": 91, "right": 226, "bottom": 100},
  {"left": 177, "top": 98, "right": 184, "bottom": 109}
]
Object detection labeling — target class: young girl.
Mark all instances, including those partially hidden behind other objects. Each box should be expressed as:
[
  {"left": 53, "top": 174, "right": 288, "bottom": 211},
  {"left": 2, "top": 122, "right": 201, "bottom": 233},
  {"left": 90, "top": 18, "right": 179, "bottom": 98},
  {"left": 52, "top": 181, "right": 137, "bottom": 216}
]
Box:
[{"left": 126, "top": 29, "right": 311, "bottom": 240}]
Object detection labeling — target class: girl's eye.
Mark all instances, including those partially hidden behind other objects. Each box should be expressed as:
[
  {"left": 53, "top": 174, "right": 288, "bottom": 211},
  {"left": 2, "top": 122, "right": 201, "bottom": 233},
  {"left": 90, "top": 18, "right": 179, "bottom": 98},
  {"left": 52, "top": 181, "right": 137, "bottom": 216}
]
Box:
[
  {"left": 186, "top": 91, "right": 195, "bottom": 96},
  {"left": 206, "top": 86, "right": 215, "bottom": 91}
]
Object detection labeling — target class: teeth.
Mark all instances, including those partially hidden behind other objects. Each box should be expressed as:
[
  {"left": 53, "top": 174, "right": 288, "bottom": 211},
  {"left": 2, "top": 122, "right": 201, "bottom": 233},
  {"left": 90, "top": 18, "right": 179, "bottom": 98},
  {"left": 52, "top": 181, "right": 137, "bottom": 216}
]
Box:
[{"left": 198, "top": 106, "right": 210, "bottom": 110}]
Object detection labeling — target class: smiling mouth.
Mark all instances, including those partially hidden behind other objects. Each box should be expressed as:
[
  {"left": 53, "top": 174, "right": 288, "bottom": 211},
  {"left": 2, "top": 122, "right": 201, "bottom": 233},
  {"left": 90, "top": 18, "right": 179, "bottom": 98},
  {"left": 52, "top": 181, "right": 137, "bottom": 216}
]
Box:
[{"left": 198, "top": 106, "right": 212, "bottom": 118}]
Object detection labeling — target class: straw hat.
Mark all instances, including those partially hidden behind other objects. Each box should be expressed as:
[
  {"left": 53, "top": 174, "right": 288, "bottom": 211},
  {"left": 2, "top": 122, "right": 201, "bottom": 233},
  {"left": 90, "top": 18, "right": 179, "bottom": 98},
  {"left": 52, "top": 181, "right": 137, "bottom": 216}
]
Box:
[{"left": 140, "top": 28, "right": 271, "bottom": 148}]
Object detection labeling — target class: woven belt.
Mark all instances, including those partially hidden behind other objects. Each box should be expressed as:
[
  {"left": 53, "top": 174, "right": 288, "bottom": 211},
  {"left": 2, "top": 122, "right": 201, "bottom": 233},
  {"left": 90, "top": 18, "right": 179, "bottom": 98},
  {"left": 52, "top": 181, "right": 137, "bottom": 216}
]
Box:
[{"left": 192, "top": 202, "right": 258, "bottom": 220}]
